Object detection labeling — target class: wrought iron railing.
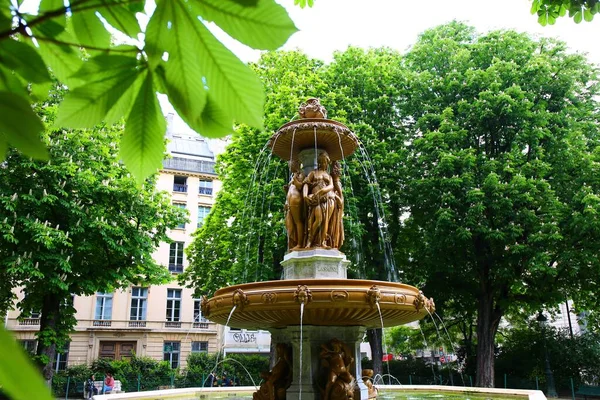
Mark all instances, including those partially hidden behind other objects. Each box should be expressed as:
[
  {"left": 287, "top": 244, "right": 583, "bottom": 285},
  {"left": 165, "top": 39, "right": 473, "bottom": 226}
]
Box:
[
  {"left": 163, "top": 157, "right": 216, "bottom": 175},
  {"left": 173, "top": 183, "right": 187, "bottom": 193}
]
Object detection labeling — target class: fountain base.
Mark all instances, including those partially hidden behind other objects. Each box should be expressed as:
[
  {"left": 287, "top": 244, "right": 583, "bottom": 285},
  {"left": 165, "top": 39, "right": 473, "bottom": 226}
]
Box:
[{"left": 270, "top": 325, "right": 369, "bottom": 400}]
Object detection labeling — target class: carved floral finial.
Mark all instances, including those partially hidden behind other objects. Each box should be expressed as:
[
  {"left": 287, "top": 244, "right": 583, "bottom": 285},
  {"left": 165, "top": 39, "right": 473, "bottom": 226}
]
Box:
[
  {"left": 426, "top": 297, "right": 436, "bottom": 313},
  {"left": 200, "top": 295, "right": 210, "bottom": 317},
  {"left": 366, "top": 285, "right": 381, "bottom": 308},
  {"left": 232, "top": 288, "right": 250, "bottom": 308},
  {"left": 414, "top": 291, "right": 426, "bottom": 311},
  {"left": 298, "top": 98, "right": 327, "bottom": 119},
  {"left": 294, "top": 284, "right": 312, "bottom": 304}
]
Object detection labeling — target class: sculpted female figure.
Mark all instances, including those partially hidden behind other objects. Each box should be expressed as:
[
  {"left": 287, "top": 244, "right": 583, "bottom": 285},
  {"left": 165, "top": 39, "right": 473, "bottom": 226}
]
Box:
[
  {"left": 303, "top": 151, "right": 336, "bottom": 248},
  {"left": 329, "top": 161, "right": 345, "bottom": 249},
  {"left": 284, "top": 159, "right": 306, "bottom": 250}
]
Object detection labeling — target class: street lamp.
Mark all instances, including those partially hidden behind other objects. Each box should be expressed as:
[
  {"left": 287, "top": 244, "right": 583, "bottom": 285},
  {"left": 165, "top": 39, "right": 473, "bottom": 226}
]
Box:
[{"left": 536, "top": 312, "right": 558, "bottom": 398}]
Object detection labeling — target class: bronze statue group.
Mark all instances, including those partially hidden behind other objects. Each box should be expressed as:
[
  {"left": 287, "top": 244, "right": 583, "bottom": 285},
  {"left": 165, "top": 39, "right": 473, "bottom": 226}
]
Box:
[{"left": 285, "top": 151, "right": 344, "bottom": 251}]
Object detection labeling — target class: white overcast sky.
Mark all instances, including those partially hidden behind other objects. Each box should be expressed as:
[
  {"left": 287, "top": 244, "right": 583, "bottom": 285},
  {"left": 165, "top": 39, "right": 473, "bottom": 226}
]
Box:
[
  {"left": 226, "top": 0, "right": 599, "bottom": 64},
  {"left": 167, "top": 0, "right": 599, "bottom": 133}
]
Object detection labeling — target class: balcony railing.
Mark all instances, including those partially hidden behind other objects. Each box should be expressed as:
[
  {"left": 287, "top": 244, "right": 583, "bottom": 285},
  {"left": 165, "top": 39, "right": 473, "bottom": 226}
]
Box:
[
  {"left": 8, "top": 318, "right": 217, "bottom": 332},
  {"left": 198, "top": 187, "right": 213, "bottom": 196},
  {"left": 163, "top": 157, "right": 216, "bottom": 175},
  {"left": 18, "top": 318, "right": 40, "bottom": 326},
  {"left": 173, "top": 183, "right": 188, "bottom": 193},
  {"left": 92, "top": 320, "right": 112, "bottom": 327},
  {"left": 169, "top": 264, "right": 183, "bottom": 273}
]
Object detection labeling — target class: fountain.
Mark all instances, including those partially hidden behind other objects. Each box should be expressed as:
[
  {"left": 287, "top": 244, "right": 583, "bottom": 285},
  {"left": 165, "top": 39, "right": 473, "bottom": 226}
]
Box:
[{"left": 201, "top": 99, "right": 435, "bottom": 400}]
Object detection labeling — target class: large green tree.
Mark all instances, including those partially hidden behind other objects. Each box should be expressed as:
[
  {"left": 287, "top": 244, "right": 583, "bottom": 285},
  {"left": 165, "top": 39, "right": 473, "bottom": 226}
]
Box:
[
  {"left": 399, "top": 22, "right": 600, "bottom": 387},
  {"left": 0, "top": 90, "right": 186, "bottom": 383}
]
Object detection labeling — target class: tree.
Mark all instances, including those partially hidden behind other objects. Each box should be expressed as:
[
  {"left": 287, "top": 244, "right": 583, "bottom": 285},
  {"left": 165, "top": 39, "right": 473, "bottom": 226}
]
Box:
[
  {"left": 0, "top": 0, "right": 297, "bottom": 183},
  {"left": 0, "top": 89, "right": 186, "bottom": 384},
  {"left": 531, "top": 0, "right": 600, "bottom": 25},
  {"left": 183, "top": 51, "right": 332, "bottom": 295},
  {"left": 399, "top": 22, "right": 600, "bottom": 386}
]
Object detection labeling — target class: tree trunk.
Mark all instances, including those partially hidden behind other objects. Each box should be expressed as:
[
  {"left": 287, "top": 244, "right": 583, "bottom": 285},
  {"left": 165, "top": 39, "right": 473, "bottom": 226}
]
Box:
[
  {"left": 36, "top": 293, "right": 61, "bottom": 384},
  {"left": 475, "top": 292, "right": 501, "bottom": 387},
  {"left": 367, "top": 328, "right": 383, "bottom": 376}
]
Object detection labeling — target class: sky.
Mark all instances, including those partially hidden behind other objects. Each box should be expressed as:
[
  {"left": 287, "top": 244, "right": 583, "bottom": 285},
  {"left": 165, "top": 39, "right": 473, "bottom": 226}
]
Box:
[
  {"left": 168, "top": 0, "right": 599, "bottom": 134},
  {"left": 223, "top": 0, "right": 600, "bottom": 64}
]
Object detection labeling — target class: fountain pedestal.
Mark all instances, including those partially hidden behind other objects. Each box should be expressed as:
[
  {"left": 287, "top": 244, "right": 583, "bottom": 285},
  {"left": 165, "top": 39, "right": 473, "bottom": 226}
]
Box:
[
  {"left": 271, "top": 326, "right": 368, "bottom": 400},
  {"left": 282, "top": 249, "right": 350, "bottom": 280}
]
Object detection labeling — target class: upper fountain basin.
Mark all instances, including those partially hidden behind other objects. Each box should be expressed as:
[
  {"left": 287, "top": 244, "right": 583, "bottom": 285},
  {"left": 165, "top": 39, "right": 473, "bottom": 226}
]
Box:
[
  {"left": 269, "top": 118, "right": 359, "bottom": 161},
  {"left": 201, "top": 279, "right": 434, "bottom": 330}
]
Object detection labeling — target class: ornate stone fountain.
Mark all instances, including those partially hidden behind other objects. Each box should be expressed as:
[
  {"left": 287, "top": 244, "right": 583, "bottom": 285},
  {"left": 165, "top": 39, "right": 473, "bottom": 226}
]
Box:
[{"left": 201, "top": 99, "right": 435, "bottom": 400}]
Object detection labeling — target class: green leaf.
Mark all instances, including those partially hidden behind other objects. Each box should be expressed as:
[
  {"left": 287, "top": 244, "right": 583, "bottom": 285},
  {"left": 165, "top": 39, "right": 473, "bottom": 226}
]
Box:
[
  {"left": 0, "top": 327, "right": 53, "bottom": 400},
  {"left": 0, "top": 39, "right": 52, "bottom": 84},
  {"left": 32, "top": 22, "right": 84, "bottom": 85},
  {"left": 230, "top": 0, "right": 259, "bottom": 6},
  {"left": 72, "top": 9, "right": 111, "bottom": 50},
  {"left": 199, "top": 22, "right": 264, "bottom": 129},
  {"left": 39, "top": 0, "right": 66, "bottom": 31},
  {"left": 197, "top": 93, "right": 234, "bottom": 137},
  {"left": 98, "top": 2, "right": 141, "bottom": 38},
  {"left": 537, "top": 11, "right": 548, "bottom": 26},
  {"left": 583, "top": 8, "right": 594, "bottom": 21},
  {"left": 30, "top": 81, "right": 52, "bottom": 102},
  {"left": 0, "top": 91, "right": 48, "bottom": 160},
  {"left": 0, "top": 65, "right": 27, "bottom": 97},
  {"left": 191, "top": 0, "right": 298, "bottom": 50},
  {"left": 146, "top": 1, "right": 207, "bottom": 131},
  {"left": 105, "top": 68, "right": 145, "bottom": 125},
  {"left": 530, "top": 0, "right": 541, "bottom": 14},
  {"left": 573, "top": 9, "right": 583, "bottom": 22},
  {"left": 120, "top": 70, "right": 165, "bottom": 184},
  {"left": 55, "top": 55, "right": 142, "bottom": 128}
]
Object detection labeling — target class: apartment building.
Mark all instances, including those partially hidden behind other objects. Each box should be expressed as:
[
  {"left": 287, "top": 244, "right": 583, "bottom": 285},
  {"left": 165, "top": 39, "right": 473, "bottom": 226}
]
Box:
[{"left": 6, "top": 118, "right": 225, "bottom": 371}]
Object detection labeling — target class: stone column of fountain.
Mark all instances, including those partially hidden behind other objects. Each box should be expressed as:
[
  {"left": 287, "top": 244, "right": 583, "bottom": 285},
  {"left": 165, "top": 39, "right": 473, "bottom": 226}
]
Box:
[{"left": 201, "top": 99, "right": 435, "bottom": 400}]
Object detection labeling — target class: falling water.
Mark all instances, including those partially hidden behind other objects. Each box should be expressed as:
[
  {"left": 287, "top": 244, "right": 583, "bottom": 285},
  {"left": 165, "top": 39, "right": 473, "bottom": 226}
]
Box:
[
  {"left": 434, "top": 312, "right": 466, "bottom": 386},
  {"left": 299, "top": 301, "right": 304, "bottom": 400},
  {"left": 375, "top": 302, "right": 392, "bottom": 385},
  {"left": 418, "top": 323, "right": 437, "bottom": 383},
  {"left": 313, "top": 126, "right": 318, "bottom": 168},
  {"left": 335, "top": 132, "right": 366, "bottom": 278},
  {"left": 213, "top": 305, "right": 237, "bottom": 378},
  {"left": 355, "top": 143, "right": 399, "bottom": 282},
  {"left": 204, "top": 358, "right": 260, "bottom": 389}
]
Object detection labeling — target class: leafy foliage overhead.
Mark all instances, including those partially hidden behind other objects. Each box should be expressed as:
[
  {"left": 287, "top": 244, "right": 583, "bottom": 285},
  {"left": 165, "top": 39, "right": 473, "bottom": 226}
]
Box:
[
  {"left": 531, "top": 0, "right": 600, "bottom": 25},
  {"left": 0, "top": 0, "right": 297, "bottom": 183}
]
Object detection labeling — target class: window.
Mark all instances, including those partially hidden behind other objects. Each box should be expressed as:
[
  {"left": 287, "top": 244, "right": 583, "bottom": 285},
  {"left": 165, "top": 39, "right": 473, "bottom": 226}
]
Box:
[
  {"left": 191, "top": 341, "right": 208, "bottom": 353},
  {"left": 53, "top": 343, "right": 70, "bottom": 372},
  {"left": 173, "top": 203, "right": 187, "bottom": 229},
  {"left": 166, "top": 289, "right": 182, "bottom": 322},
  {"left": 130, "top": 287, "right": 148, "bottom": 321},
  {"left": 173, "top": 176, "right": 187, "bottom": 193},
  {"left": 197, "top": 206, "right": 211, "bottom": 227},
  {"left": 95, "top": 292, "right": 113, "bottom": 320},
  {"left": 169, "top": 242, "right": 184, "bottom": 273},
  {"left": 163, "top": 341, "right": 180, "bottom": 368},
  {"left": 198, "top": 180, "right": 213, "bottom": 196},
  {"left": 20, "top": 340, "right": 37, "bottom": 355},
  {"left": 30, "top": 311, "right": 40, "bottom": 319}
]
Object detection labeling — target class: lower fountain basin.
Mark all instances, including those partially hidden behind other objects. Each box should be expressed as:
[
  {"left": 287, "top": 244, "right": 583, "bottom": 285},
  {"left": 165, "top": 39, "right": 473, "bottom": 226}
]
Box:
[{"left": 201, "top": 279, "right": 434, "bottom": 330}]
